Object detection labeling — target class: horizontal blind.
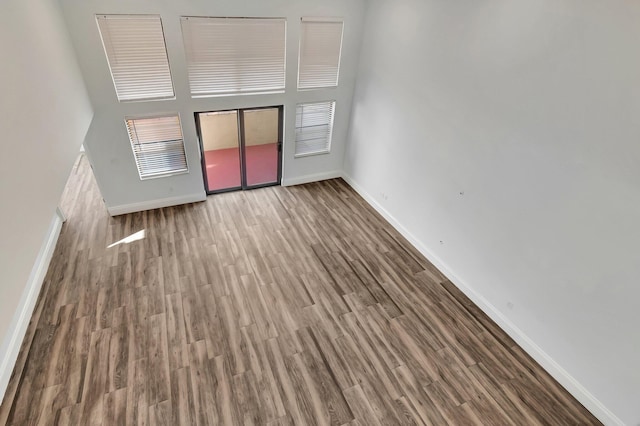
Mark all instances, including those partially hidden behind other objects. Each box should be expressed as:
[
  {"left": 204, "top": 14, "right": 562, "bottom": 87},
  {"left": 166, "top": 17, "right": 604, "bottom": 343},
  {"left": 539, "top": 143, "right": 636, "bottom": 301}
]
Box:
[
  {"left": 96, "top": 15, "right": 174, "bottom": 101},
  {"left": 295, "top": 101, "right": 335, "bottom": 157},
  {"left": 181, "top": 17, "right": 286, "bottom": 96},
  {"left": 298, "top": 18, "right": 344, "bottom": 89},
  {"left": 125, "top": 115, "right": 188, "bottom": 179}
]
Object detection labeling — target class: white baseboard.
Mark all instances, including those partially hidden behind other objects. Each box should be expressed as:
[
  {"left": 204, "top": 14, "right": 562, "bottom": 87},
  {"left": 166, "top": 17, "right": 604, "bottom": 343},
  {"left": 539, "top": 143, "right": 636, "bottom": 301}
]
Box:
[
  {"left": 0, "top": 209, "right": 65, "bottom": 403},
  {"left": 282, "top": 170, "right": 342, "bottom": 187},
  {"left": 341, "top": 172, "right": 623, "bottom": 426},
  {"left": 107, "top": 192, "right": 206, "bottom": 216}
]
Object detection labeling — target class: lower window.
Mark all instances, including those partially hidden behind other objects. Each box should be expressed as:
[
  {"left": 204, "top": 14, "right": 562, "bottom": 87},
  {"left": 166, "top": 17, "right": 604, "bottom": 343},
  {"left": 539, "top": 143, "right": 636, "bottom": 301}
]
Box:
[
  {"left": 295, "top": 101, "right": 336, "bottom": 157},
  {"left": 125, "top": 115, "right": 189, "bottom": 180}
]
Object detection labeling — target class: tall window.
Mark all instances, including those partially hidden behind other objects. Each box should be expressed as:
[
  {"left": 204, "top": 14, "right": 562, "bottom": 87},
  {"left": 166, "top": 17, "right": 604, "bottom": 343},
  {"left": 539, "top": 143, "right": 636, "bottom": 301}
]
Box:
[
  {"left": 295, "top": 101, "right": 336, "bottom": 157},
  {"left": 298, "top": 18, "right": 344, "bottom": 89},
  {"left": 181, "top": 17, "right": 286, "bottom": 97},
  {"left": 125, "top": 115, "right": 188, "bottom": 179},
  {"left": 96, "top": 15, "right": 174, "bottom": 102}
]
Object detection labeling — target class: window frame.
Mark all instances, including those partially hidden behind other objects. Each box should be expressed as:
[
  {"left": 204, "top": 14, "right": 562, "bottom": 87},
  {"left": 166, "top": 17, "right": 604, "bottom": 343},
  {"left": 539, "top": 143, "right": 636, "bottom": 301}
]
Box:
[
  {"left": 297, "top": 17, "right": 344, "bottom": 90},
  {"left": 96, "top": 14, "right": 176, "bottom": 102},
  {"left": 180, "top": 16, "right": 287, "bottom": 98},
  {"left": 124, "top": 113, "right": 189, "bottom": 180},
  {"left": 294, "top": 101, "right": 336, "bottom": 158}
]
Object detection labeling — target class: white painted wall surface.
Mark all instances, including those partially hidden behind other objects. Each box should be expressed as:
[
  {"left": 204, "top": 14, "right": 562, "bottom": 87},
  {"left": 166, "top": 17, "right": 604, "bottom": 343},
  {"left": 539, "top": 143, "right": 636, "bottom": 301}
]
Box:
[
  {"left": 59, "top": 0, "right": 366, "bottom": 210},
  {"left": 0, "top": 0, "right": 92, "bottom": 397},
  {"left": 345, "top": 1, "right": 640, "bottom": 424}
]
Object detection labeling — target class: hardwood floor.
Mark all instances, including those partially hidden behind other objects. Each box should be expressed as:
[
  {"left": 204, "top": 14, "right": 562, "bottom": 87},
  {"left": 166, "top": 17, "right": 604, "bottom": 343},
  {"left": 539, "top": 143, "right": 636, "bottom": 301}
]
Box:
[{"left": 0, "top": 154, "right": 599, "bottom": 425}]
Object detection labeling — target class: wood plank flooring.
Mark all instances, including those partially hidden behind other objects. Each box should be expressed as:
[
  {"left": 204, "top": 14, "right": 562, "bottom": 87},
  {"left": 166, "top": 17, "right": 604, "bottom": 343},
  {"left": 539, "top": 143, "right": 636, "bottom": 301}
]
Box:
[{"left": 0, "top": 154, "right": 599, "bottom": 425}]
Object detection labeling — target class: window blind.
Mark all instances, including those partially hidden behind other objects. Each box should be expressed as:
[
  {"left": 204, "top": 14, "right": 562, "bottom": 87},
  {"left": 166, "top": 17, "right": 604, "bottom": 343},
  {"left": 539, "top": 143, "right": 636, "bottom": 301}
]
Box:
[
  {"left": 295, "top": 101, "right": 335, "bottom": 157},
  {"left": 298, "top": 18, "right": 344, "bottom": 89},
  {"left": 181, "top": 17, "right": 286, "bottom": 97},
  {"left": 125, "top": 115, "right": 188, "bottom": 179},
  {"left": 96, "top": 15, "right": 174, "bottom": 102}
]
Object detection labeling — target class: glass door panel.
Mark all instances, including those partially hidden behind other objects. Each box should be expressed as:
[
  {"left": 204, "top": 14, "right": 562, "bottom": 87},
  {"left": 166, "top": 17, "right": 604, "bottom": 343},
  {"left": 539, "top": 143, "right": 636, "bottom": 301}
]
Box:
[
  {"left": 199, "top": 111, "right": 242, "bottom": 192},
  {"left": 242, "top": 108, "right": 281, "bottom": 187}
]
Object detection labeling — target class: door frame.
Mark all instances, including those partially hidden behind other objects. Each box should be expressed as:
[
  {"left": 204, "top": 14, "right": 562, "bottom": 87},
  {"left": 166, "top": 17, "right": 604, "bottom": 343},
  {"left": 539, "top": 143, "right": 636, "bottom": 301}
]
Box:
[{"left": 194, "top": 105, "right": 283, "bottom": 195}]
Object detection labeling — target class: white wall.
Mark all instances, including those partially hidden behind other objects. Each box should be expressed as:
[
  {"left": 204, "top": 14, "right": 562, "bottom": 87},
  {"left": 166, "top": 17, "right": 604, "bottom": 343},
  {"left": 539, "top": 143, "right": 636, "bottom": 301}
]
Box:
[
  {"left": 345, "top": 0, "right": 640, "bottom": 424},
  {"left": 0, "top": 0, "right": 92, "bottom": 397},
  {"left": 59, "top": 0, "right": 366, "bottom": 210}
]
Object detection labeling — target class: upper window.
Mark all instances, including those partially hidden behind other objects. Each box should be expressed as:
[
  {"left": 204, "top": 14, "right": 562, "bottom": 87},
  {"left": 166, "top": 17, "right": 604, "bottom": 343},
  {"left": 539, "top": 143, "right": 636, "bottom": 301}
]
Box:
[
  {"left": 125, "top": 115, "right": 188, "bottom": 179},
  {"left": 298, "top": 18, "right": 344, "bottom": 90},
  {"left": 295, "top": 101, "right": 336, "bottom": 157},
  {"left": 181, "top": 17, "right": 286, "bottom": 97},
  {"left": 96, "top": 15, "right": 174, "bottom": 102}
]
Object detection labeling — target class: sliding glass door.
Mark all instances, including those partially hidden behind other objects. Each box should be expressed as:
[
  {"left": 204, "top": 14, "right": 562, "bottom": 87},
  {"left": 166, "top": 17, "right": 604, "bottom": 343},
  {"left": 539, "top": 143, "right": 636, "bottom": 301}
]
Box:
[
  {"left": 196, "top": 106, "right": 282, "bottom": 194},
  {"left": 242, "top": 108, "right": 281, "bottom": 187},
  {"left": 198, "top": 110, "right": 242, "bottom": 192}
]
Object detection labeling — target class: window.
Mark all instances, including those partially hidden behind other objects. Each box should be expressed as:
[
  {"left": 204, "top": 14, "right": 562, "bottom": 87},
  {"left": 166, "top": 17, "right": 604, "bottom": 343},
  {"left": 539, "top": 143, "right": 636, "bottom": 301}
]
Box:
[
  {"left": 96, "top": 15, "right": 174, "bottom": 102},
  {"left": 298, "top": 18, "right": 344, "bottom": 89},
  {"left": 125, "top": 115, "right": 188, "bottom": 179},
  {"left": 181, "top": 17, "right": 286, "bottom": 97},
  {"left": 295, "top": 101, "right": 336, "bottom": 157}
]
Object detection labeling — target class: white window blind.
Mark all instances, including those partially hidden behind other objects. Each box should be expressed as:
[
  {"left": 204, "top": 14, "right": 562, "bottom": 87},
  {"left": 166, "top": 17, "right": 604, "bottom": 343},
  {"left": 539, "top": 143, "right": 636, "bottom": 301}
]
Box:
[
  {"left": 125, "top": 115, "right": 188, "bottom": 179},
  {"left": 181, "top": 17, "right": 286, "bottom": 97},
  {"left": 298, "top": 18, "right": 344, "bottom": 89},
  {"left": 295, "top": 101, "right": 335, "bottom": 157},
  {"left": 96, "top": 15, "right": 174, "bottom": 102}
]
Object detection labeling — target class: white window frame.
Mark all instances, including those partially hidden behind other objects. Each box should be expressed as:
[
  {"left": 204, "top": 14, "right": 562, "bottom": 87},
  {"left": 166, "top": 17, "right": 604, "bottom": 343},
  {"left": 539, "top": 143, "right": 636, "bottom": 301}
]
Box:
[
  {"left": 180, "top": 16, "right": 287, "bottom": 97},
  {"left": 96, "top": 14, "right": 175, "bottom": 102},
  {"left": 125, "top": 114, "right": 189, "bottom": 180},
  {"left": 298, "top": 17, "right": 344, "bottom": 90},
  {"left": 294, "top": 101, "right": 336, "bottom": 158}
]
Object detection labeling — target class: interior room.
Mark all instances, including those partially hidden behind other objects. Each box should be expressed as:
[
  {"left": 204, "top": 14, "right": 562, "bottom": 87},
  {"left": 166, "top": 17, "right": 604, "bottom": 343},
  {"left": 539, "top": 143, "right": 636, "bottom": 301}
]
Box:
[{"left": 1, "top": 0, "right": 639, "bottom": 424}]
